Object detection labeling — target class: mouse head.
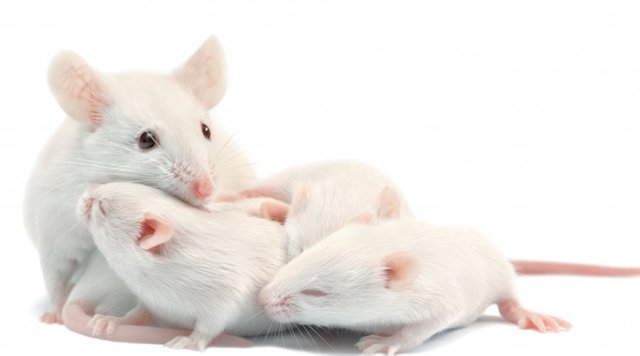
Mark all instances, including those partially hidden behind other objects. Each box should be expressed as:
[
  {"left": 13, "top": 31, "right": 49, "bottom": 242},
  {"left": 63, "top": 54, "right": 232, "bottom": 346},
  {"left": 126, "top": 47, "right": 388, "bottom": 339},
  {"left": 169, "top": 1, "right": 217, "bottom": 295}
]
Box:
[
  {"left": 48, "top": 36, "right": 250, "bottom": 207},
  {"left": 257, "top": 224, "right": 420, "bottom": 327},
  {"left": 260, "top": 185, "right": 404, "bottom": 250},
  {"left": 77, "top": 182, "right": 177, "bottom": 255}
]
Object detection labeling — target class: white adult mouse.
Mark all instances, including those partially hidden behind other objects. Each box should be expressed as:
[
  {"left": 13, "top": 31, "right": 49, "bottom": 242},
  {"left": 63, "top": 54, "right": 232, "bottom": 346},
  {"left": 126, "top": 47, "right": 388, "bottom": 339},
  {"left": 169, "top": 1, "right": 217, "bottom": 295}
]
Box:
[
  {"left": 23, "top": 37, "right": 255, "bottom": 323},
  {"left": 259, "top": 217, "right": 572, "bottom": 355},
  {"left": 231, "top": 160, "right": 413, "bottom": 259},
  {"left": 77, "top": 182, "right": 289, "bottom": 351}
]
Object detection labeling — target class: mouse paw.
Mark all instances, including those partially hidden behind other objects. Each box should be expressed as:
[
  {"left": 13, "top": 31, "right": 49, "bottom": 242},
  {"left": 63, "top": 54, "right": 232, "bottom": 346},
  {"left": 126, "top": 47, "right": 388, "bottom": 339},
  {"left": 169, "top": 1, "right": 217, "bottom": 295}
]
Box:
[
  {"left": 356, "top": 334, "right": 403, "bottom": 356},
  {"left": 40, "top": 312, "right": 62, "bottom": 324},
  {"left": 165, "top": 335, "right": 208, "bottom": 351},
  {"left": 498, "top": 299, "right": 572, "bottom": 333},
  {"left": 87, "top": 314, "right": 126, "bottom": 336},
  {"left": 517, "top": 312, "right": 572, "bottom": 333}
]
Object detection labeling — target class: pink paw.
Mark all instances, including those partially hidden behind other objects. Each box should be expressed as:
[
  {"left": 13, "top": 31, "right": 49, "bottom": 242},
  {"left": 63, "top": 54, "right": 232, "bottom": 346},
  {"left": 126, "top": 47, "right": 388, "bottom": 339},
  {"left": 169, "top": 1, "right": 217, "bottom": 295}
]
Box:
[
  {"left": 165, "top": 335, "right": 208, "bottom": 351},
  {"left": 40, "top": 312, "right": 62, "bottom": 324},
  {"left": 356, "top": 334, "right": 403, "bottom": 356},
  {"left": 88, "top": 314, "right": 125, "bottom": 336},
  {"left": 517, "top": 312, "right": 572, "bottom": 333}
]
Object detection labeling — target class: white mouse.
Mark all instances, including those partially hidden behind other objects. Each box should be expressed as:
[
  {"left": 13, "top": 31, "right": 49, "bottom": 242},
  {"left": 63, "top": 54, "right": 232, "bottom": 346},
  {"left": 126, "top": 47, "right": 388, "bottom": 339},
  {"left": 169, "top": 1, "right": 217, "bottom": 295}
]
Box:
[
  {"left": 259, "top": 217, "right": 572, "bottom": 355},
  {"left": 77, "top": 182, "right": 289, "bottom": 351},
  {"left": 231, "top": 160, "right": 413, "bottom": 259},
  {"left": 247, "top": 161, "right": 640, "bottom": 277},
  {"left": 23, "top": 36, "right": 256, "bottom": 323}
]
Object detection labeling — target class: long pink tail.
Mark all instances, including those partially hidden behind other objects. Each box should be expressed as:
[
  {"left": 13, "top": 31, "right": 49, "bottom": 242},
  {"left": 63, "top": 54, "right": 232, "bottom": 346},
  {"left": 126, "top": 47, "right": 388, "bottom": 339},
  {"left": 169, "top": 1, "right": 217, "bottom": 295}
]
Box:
[
  {"left": 62, "top": 302, "right": 252, "bottom": 347},
  {"left": 511, "top": 260, "right": 640, "bottom": 277}
]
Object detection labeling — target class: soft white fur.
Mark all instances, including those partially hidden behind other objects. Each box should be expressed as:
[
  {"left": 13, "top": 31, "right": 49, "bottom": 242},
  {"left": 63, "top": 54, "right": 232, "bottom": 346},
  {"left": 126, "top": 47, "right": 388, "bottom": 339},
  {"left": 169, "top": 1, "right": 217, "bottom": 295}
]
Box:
[
  {"left": 23, "top": 37, "right": 255, "bottom": 321},
  {"left": 81, "top": 182, "right": 288, "bottom": 350},
  {"left": 260, "top": 219, "right": 517, "bottom": 353}
]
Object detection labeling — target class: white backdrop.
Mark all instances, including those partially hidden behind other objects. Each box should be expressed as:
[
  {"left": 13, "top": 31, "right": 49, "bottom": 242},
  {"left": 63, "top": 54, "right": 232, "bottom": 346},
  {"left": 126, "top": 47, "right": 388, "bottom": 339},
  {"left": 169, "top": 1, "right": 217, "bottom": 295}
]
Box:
[{"left": 1, "top": 1, "right": 639, "bottom": 355}]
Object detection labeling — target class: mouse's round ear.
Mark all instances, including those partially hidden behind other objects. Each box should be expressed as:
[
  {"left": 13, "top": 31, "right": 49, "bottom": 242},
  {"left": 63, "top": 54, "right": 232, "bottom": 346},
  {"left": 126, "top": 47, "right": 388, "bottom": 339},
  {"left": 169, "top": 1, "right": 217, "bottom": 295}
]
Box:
[
  {"left": 375, "top": 186, "right": 403, "bottom": 220},
  {"left": 175, "top": 36, "right": 228, "bottom": 110},
  {"left": 138, "top": 213, "right": 175, "bottom": 254},
  {"left": 290, "top": 182, "right": 312, "bottom": 213},
  {"left": 48, "top": 51, "right": 109, "bottom": 127},
  {"left": 382, "top": 252, "right": 420, "bottom": 291}
]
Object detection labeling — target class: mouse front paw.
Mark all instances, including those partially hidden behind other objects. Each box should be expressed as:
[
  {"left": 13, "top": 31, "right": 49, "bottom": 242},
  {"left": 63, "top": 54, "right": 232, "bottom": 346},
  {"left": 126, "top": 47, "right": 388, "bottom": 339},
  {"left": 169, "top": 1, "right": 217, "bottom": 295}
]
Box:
[
  {"left": 165, "top": 335, "right": 208, "bottom": 351},
  {"left": 87, "top": 314, "right": 136, "bottom": 336},
  {"left": 356, "top": 334, "right": 403, "bottom": 356},
  {"left": 88, "top": 314, "right": 126, "bottom": 336},
  {"left": 40, "top": 312, "right": 63, "bottom": 324}
]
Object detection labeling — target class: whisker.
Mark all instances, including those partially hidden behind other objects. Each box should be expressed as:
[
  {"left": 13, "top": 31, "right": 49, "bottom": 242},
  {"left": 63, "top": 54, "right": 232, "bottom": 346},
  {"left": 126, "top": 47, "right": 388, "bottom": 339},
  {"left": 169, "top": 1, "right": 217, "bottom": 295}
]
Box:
[
  {"left": 308, "top": 325, "right": 332, "bottom": 350},
  {"left": 301, "top": 324, "right": 319, "bottom": 350}
]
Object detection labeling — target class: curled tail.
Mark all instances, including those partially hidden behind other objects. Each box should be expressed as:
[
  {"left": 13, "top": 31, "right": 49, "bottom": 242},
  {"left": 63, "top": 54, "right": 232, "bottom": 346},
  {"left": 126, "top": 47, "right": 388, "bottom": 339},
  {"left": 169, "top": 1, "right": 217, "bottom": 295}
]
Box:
[
  {"left": 511, "top": 260, "right": 640, "bottom": 277},
  {"left": 62, "top": 302, "right": 191, "bottom": 343},
  {"left": 62, "top": 302, "right": 252, "bottom": 346}
]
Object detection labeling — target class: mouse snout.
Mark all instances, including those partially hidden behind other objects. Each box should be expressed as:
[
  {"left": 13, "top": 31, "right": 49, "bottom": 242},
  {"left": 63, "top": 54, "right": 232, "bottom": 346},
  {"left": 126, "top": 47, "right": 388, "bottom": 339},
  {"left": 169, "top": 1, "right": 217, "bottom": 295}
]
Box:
[
  {"left": 258, "top": 289, "right": 294, "bottom": 320},
  {"left": 77, "top": 185, "right": 112, "bottom": 223},
  {"left": 77, "top": 184, "right": 100, "bottom": 222},
  {"left": 192, "top": 178, "right": 214, "bottom": 200}
]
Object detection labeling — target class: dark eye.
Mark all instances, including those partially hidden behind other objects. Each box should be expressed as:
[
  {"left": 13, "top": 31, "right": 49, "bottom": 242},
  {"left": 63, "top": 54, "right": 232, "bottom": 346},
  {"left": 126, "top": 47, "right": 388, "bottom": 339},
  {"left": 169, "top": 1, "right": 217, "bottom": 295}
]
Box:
[
  {"left": 300, "top": 289, "right": 328, "bottom": 297},
  {"left": 201, "top": 123, "right": 211, "bottom": 140},
  {"left": 138, "top": 131, "right": 158, "bottom": 150}
]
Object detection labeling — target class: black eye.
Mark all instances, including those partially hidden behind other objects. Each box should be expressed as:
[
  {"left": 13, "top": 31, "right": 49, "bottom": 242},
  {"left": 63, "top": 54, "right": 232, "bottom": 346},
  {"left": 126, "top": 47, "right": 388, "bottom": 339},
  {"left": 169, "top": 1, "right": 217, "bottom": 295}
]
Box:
[
  {"left": 138, "top": 131, "right": 158, "bottom": 150},
  {"left": 201, "top": 123, "right": 211, "bottom": 140}
]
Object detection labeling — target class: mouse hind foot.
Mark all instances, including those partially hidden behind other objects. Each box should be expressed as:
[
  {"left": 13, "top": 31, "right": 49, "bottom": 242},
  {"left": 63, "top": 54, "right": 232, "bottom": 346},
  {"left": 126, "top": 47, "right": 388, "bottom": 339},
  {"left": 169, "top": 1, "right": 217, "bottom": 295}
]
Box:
[
  {"left": 355, "top": 315, "right": 459, "bottom": 355},
  {"left": 497, "top": 298, "right": 571, "bottom": 332}
]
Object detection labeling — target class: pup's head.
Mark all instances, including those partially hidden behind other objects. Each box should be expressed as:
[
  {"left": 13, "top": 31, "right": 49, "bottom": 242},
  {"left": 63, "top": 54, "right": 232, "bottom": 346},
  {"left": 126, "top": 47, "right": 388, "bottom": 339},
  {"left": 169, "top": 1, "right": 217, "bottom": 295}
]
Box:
[
  {"left": 259, "top": 185, "right": 404, "bottom": 252},
  {"left": 256, "top": 187, "right": 416, "bottom": 326},
  {"left": 257, "top": 223, "right": 420, "bottom": 327},
  {"left": 77, "top": 182, "right": 177, "bottom": 255},
  {"left": 49, "top": 36, "right": 251, "bottom": 206}
]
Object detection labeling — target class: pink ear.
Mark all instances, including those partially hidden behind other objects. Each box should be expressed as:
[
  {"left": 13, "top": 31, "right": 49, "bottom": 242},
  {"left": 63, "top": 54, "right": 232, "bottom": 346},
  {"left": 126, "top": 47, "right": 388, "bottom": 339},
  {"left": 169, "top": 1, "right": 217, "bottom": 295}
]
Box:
[
  {"left": 383, "top": 252, "right": 420, "bottom": 290},
  {"left": 175, "top": 36, "right": 228, "bottom": 110},
  {"left": 260, "top": 199, "right": 289, "bottom": 224},
  {"left": 48, "top": 51, "right": 108, "bottom": 126},
  {"left": 137, "top": 213, "right": 175, "bottom": 254},
  {"left": 376, "top": 186, "right": 403, "bottom": 220},
  {"left": 290, "top": 183, "right": 311, "bottom": 211},
  {"left": 349, "top": 212, "right": 374, "bottom": 225}
]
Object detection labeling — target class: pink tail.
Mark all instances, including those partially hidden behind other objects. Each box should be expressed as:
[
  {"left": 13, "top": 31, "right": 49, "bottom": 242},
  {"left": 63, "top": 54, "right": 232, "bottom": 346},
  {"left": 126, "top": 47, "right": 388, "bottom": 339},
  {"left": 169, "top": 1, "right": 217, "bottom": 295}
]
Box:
[
  {"left": 511, "top": 260, "right": 640, "bottom": 277},
  {"left": 62, "top": 302, "right": 252, "bottom": 347}
]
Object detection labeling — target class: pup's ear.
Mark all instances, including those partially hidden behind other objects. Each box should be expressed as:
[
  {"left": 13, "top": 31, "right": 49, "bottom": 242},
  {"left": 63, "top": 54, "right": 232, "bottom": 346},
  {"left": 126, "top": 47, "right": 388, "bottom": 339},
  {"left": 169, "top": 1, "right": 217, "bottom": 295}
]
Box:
[
  {"left": 260, "top": 199, "right": 290, "bottom": 224},
  {"left": 382, "top": 252, "right": 420, "bottom": 290},
  {"left": 48, "top": 51, "right": 109, "bottom": 126},
  {"left": 376, "top": 186, "right": 403, "bottom": 220},
  {"left": 138, "top": 213, "right": 175, "bottom": 253},
  {"left": 290, "top": 182, "right": 311, "bottom": 212},
  {"left": 175, "top": 36, "right": 228, "bottom": 110},
  {"left": 349, "top": 212, "right": 374, "bottom": 225}
]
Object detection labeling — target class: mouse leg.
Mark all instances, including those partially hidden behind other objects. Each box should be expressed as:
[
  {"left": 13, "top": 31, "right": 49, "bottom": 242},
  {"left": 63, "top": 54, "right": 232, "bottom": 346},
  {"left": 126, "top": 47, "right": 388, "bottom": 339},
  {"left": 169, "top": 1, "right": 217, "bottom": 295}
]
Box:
[
  {"left": 498, "top": 298, "right": 571, "bottom": 332},
  {"left": 355, "top": 317, "right": 455, "bottom": 355},
  {"left": 88, "top": 303, "right": 151, "bottom": 336},
  {"left": 165, "top": 320, "right": 225, "bottom": 351},
  {"left": 40, "top": 257, "right": 78, "bottom": 324}
]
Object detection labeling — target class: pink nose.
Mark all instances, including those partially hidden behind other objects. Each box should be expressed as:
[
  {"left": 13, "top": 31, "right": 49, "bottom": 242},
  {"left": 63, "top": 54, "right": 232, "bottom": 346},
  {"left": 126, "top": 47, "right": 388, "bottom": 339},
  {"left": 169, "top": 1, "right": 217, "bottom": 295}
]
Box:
[{"left": 192, "top": 179, "right": 214, "bottom": 199}]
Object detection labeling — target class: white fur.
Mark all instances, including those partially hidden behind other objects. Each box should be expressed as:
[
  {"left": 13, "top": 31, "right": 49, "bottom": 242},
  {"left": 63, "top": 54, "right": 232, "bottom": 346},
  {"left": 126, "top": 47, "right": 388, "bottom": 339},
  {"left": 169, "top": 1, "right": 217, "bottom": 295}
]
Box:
[
  {"left": 247, "top": 160, "right": 413, "bottom": 259},
  {"left": 81, "top": 182, "right": 288, "bottom": 350},
  {"left": 23, "top": 37, "right": 255, "bottom": 321},
  {"left": 260, "top": 220, "right": 518, "bottom": 353}
]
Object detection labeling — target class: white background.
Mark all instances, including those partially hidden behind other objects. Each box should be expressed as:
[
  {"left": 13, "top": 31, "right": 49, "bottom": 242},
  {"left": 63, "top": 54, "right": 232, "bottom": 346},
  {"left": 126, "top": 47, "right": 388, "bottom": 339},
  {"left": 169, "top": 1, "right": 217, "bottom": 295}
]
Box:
[{"left": 1, "top": 0, "right": 639, "bottom": 355}]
